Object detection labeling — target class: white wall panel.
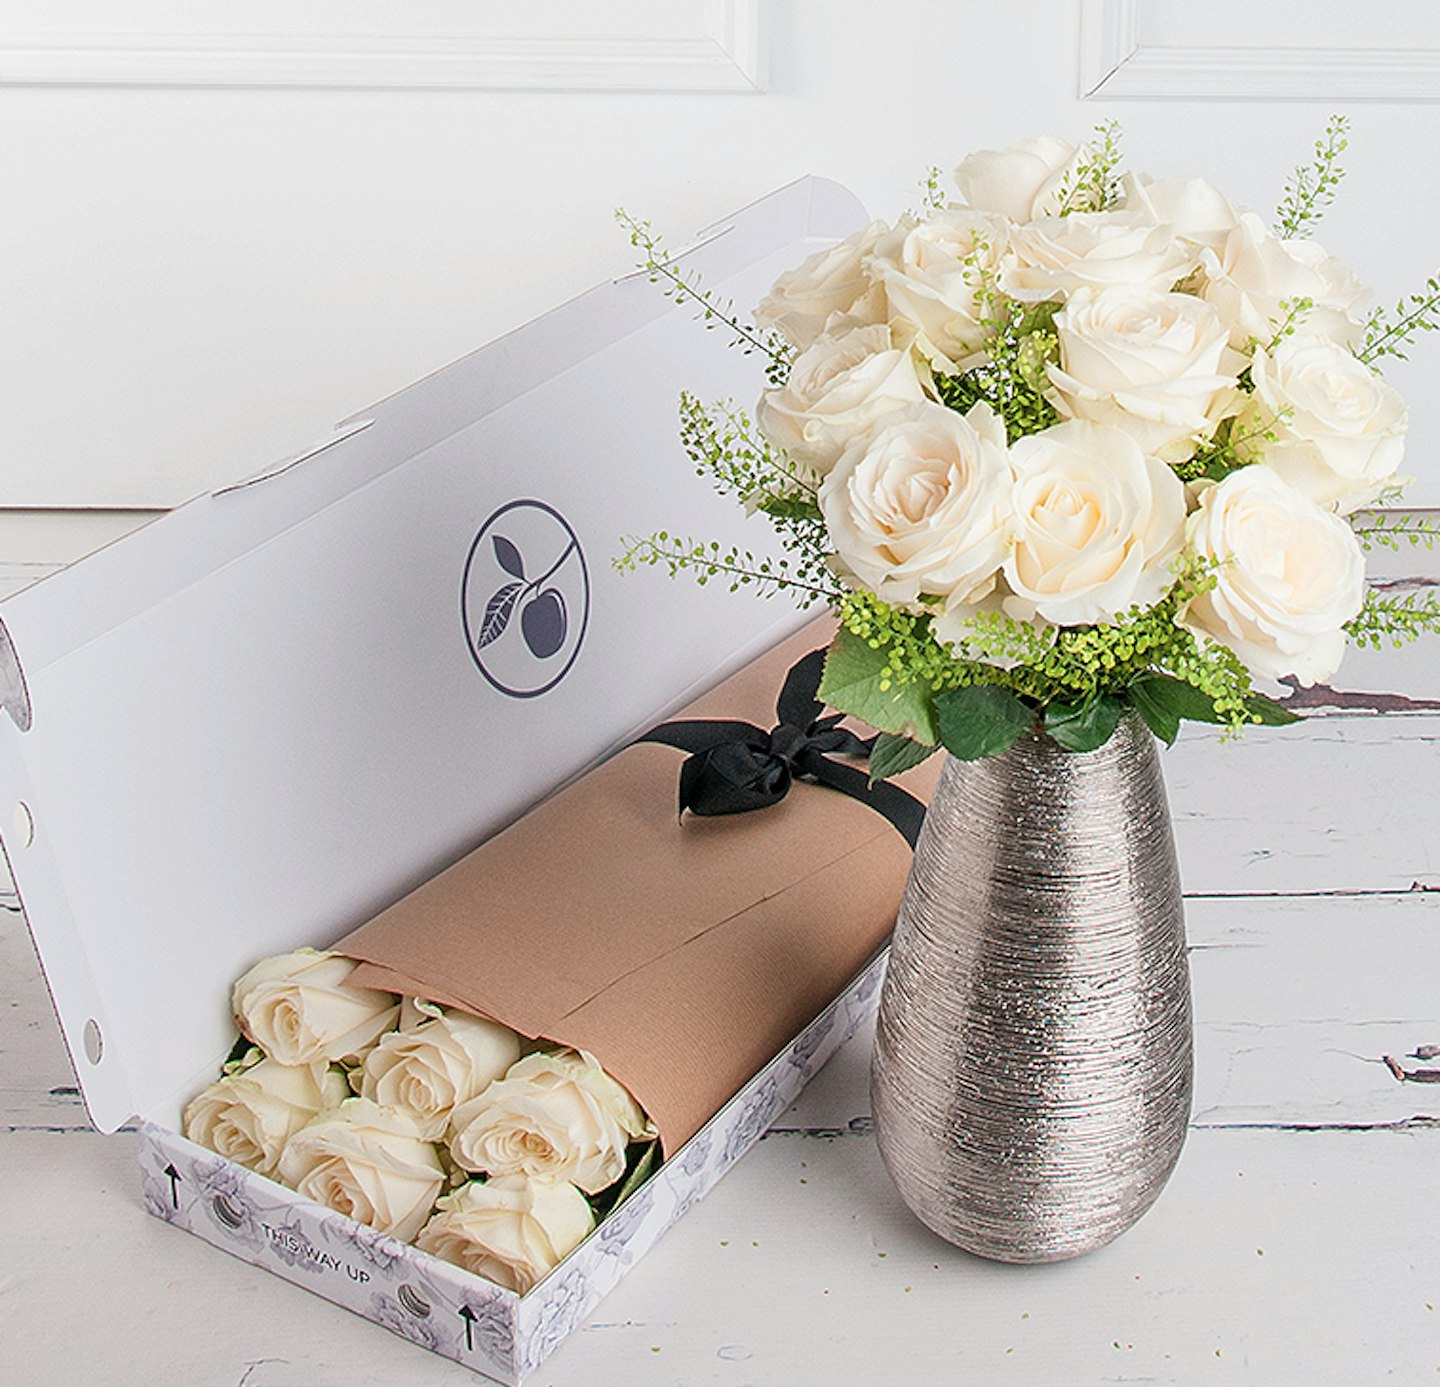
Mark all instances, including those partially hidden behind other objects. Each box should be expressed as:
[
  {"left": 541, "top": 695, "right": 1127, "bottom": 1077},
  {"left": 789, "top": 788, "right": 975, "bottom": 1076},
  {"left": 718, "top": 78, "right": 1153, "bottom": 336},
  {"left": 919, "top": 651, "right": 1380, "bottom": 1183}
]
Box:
[
  {"left": 1082, "top": 0, "right": 1440, "bottom": 100},
  {"left": 2, "top": 1, "right": 1439, "bottom": 511},
  {"left": 0, "top": 2, "right": 764, "bottom": 93}
]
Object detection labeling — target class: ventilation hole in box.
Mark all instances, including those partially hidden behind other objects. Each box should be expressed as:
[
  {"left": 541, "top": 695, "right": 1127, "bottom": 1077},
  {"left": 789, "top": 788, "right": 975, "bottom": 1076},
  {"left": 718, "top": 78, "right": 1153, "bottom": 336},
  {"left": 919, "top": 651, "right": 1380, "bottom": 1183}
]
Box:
[
  {"left": 211, "top": 1194, "right": 245, "bottom": 1230},
  {"left": 82, "top": 1018, "right": 103, "bottom": 1065},
  {"left": 12, "top": 801, "right": 33, "bottom": 848},
  {"left": 397, "top": 1283, "right": 432, "bottom": 1319}
]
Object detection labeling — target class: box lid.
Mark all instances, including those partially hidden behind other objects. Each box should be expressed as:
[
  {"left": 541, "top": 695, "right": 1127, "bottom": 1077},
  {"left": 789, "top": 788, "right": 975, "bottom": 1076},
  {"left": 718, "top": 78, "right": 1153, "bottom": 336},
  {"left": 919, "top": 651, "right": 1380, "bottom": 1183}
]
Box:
[{"left": 0, "top": 176, "right": 865, "bottom": 1133}]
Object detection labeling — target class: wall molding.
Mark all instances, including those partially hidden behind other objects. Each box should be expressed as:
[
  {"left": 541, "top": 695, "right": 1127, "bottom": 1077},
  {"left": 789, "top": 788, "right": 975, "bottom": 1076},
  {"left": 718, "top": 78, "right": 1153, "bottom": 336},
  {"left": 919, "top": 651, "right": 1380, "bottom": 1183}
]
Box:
[
  {"left": 1081, "top": 0, "right": 1440, "bottom": 101},
  {"left": 0, "top": 2, "right": 765, "bottom": 92}
]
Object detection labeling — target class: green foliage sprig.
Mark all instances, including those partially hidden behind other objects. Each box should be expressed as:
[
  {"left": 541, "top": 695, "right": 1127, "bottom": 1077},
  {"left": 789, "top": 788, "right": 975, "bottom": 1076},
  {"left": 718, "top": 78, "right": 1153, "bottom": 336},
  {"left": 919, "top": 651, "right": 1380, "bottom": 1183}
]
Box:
[
  {"left": 943, "top": 561, "right": 1255, "bottom": 716},
  {"left": 1345, "top": 586, "right": 1440, "bottom": 650},
  {"left": 1176, "top": 403, "right": 1293, "bottom": 482},
  {"left": 1273, "top": 113, "right": 1349, "bottom": 239},
  {"left": 1261, "top": 295, "right": 1316, "bottom": 351},
  {"left": 614, "top": 532, "right": 841, "bottom": 609},
  {"left": 618, "top": 393, "right": 836, "bottom": 605},
  {"left": 825, "top": 572, "right": 1295, "bottom": 765},
  {"left": 833, "top": 558, "right": 1269, "bottom": 727},
  {"left": 917, "top": 165, "right": 946, "bottom": 214},
  {"left": 934, "top": 292, "right": 1061, "bottom": 442},
  {"left": 617, "top": 208, "right": 793, "bottom": 382},
  {"left": 1358, "top": 276, "right": 1440, "bottom": 364},
  {"left": 1054, "top": 120, "right": 1125, "bottom": 216},
  {"left": 1352, "top": 510, "right": 1440, "bottom": 552},
  {"left": 677, "top": 392, "right": 817, "bottom": 511}
]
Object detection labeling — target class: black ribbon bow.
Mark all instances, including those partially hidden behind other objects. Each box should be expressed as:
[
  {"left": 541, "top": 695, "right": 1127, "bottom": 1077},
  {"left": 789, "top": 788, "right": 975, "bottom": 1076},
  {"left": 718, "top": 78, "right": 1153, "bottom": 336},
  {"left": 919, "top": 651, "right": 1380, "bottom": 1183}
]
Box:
[{"left": 636, "top": 648, "right": 926, "bottom": 849}]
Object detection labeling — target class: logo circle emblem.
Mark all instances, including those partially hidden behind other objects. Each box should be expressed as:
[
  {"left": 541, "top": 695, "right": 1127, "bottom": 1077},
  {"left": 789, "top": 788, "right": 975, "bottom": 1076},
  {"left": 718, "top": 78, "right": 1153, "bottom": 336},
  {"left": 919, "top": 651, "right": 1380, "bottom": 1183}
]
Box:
[{"left": 461, "top": 500, "right": 589, "bottom": 699}]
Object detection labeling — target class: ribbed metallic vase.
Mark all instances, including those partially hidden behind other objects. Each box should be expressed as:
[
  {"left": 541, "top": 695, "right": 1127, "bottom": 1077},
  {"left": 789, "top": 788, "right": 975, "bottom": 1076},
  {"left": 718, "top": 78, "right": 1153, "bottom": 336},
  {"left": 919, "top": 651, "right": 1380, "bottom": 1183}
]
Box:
[{"left": 872, "top": 710, "right": 1191, "bottom": 1263}]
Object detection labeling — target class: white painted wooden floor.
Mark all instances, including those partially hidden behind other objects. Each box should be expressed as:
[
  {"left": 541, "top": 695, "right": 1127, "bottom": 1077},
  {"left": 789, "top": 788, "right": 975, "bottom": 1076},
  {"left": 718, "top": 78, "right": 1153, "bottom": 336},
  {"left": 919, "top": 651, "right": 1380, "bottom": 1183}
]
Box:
[{"left": 2, "top": 513, "right": 1438, "bottom": 1385}]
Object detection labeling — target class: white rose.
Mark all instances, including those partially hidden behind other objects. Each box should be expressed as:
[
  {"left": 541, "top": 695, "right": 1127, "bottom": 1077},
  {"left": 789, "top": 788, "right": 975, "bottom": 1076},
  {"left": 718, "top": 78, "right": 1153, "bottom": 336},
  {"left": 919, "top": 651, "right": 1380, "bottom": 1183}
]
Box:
[
  {"left": 232, "top": 949, "right": 398, "bottom": 1068},
  {"left": 449, "top": 1049, "right": 653, "bottom": 1195},
  {"left": 1181, "top": 465, "right": 1365, "bottom": 684},
  {"left": 1201, "top": 211, "right": 1370, "bottom": 350},
  {"left": 991, "top": 421, "right": 1186, "bottom": 627},
  {"left": 1117, "top": 172, "right": 1241, "bottom": 254},
  {"left": 359, "top": 1001, "right": 521, "bottom": 1141},
  {"left": 184, "top": 1056, "right": 348, "bottom": 1178},
  {"left": 277, "top": 1097, "right": 444, "bottom": 1243},
  {"left": 1003, "top": 212, "right": 1198, "bottom": 304},
  {"left": 1047, "top": 285, "right": 1245, "bottom": 458},
  {"left": 1240, "top": 336, "right": 1407, "bottom": 513},
  {"left": 416, "top": 1175, "right": 594, "bottom": 1295},
  {"left": 867, "top": 209, "right": 1010, "bottom": 370},
  {"left": 754, "top": 219, "right": 889, "bottom": 351},
  {"left": 755, "top": 324, "right": 925, "bottom": 474},
  {"left": 818, "top": 400, "right": 1013, "bottom": 610},
  {"left": 953, "top": 136, "right": 1080, "bottom": 222}
]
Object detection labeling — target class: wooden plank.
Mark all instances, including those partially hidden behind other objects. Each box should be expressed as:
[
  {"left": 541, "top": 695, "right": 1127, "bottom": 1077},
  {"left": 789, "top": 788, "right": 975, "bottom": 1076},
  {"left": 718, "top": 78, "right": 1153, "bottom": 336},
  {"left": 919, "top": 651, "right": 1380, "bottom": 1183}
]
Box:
[
  {"left": 1167, "top": 713, "right": 1440, "bottom": 894},
  {"left": 2, "top": 786, "right": 1436, "bottom": 1380},
  {"left": 775, "top": 893, "right": 1440, "bottom": 1136},
  {"left": 0, "top": 894, "right": 88, "bottom": 1130},
  {"left": 6, "top": 886, "right": 1439, "bottom": 1134},
  {"left": 1189, "top": 893, "right": 1440, "bottom": 1129},
  {"left": 0, "top": 1130, "right": 476, "bottom": 1387},
  {"left": 2, "top": 1122, "right": 1435, "bottom": 1385},
  {"left": 771, "top": 905, "right": 1440, "bottom": 1140},
  {"left": 558, "top": 1124, "right": 1440, "bottom": 1386}
]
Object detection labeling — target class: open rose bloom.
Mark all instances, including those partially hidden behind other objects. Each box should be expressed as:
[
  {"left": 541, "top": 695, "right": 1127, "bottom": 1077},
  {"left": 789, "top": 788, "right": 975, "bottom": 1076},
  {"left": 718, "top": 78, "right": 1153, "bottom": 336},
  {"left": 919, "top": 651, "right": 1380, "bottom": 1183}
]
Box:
[
  {"left": 715, "top": 122, "right": 1436, "bottom": 756},
  {"left": 188, "top": 949, "right": 657, "bottom": 1296}
]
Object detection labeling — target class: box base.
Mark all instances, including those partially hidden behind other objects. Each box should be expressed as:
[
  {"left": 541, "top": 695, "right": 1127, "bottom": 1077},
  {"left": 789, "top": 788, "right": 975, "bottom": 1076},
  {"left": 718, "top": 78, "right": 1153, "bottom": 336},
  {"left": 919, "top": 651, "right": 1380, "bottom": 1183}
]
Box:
[{"left": 137, "top": 950, "right": 887, "bottom": 1384}]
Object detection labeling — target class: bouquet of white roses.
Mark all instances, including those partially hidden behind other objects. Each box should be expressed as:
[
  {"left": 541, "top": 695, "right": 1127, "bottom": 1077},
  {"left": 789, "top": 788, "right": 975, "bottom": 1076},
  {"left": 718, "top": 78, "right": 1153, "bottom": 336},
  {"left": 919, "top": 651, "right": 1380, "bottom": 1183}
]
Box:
[
  {"left": 620, "top": 119, "right": 1440, "bottom": 768},
  {"left": 184, "top": 948, "right": 657, "bottom": 1294}
]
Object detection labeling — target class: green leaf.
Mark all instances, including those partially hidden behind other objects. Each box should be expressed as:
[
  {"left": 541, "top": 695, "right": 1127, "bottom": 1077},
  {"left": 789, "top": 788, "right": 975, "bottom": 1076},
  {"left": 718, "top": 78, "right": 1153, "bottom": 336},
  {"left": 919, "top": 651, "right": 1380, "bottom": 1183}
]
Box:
[
  {"left": 934, "top": 684, "right": 1035, "bottom": 761},
  {"left": 602, "top": 1140, "right": 660, "bottom": 1218},
  {"left": 1245, "top": 691, "right": 1301, "bottom": 726},
  {"left": 1044, "top": 694, "right": 1124, "bottom": 752},
  {"left": 818, "top": 627, "right": 939, "bottom": 743},
  {"left": 1127, "top": 678, "right": 1181, "bottom": 746},
  {"left": 754, "top": 495, "right": 823, "bottom": 522},
  {"left": 868, "top": 732, "right": 938, "bottom": 785},
  {"left": 1130, "top": 672, "right": 1227, "bottom": 725},
  {"left": 1130, "top": 673, "right": 1301, "bottom": 733}
]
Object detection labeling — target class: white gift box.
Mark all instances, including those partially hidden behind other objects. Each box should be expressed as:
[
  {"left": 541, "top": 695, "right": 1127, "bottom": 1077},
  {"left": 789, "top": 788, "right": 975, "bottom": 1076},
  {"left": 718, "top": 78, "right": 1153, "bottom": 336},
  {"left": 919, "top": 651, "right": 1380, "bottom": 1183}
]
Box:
[{"left": 0, "top": 177, "right": 881, "bottom": 1384}]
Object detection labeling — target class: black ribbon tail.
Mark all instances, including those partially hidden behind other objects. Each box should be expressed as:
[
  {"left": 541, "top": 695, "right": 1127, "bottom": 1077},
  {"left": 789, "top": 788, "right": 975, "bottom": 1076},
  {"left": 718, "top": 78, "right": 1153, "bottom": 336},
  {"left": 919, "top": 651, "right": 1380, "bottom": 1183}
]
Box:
[
  {"left": 775, "top": 647, "right": 828, "bottom": 729},
  {"left": 636, "top": 720, "right": 767, "bottom": 756},
  {"left": 802, "top": 751, "right": 927, "bottom": 850}
]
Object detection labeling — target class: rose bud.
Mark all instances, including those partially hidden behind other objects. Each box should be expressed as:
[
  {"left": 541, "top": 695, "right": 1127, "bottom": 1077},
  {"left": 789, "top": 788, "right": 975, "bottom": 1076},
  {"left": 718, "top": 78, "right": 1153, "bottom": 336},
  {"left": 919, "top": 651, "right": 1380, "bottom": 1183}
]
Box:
[
  {"left": 184, "top": 1056, "right": 347, "bottom": 1178},
  {"left": 277, "top": 1097, "right": 444, "bottom": 1243},
  {"left": 416, "top": 1175, "right": 595, "bottom": 1294},
  {"left": 1180, "top": 464, "right": 1365, "bottom": 686},
  {"left": 232, "top": 948, "right": 398, "bottom": 1068},
  {"left": 359, "top": 1001, "right": 521, "bottom": 1141},
  {"left": 449, "top": 1049, "right": 654, "bottom": 1195}
]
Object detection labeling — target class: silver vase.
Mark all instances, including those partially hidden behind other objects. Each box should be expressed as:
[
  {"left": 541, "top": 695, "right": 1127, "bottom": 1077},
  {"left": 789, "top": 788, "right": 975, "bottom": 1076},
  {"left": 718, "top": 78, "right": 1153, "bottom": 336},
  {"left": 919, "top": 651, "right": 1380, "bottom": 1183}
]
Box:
[{"left": 871, "top": 709, "right": 1191, "bottom": 1263}]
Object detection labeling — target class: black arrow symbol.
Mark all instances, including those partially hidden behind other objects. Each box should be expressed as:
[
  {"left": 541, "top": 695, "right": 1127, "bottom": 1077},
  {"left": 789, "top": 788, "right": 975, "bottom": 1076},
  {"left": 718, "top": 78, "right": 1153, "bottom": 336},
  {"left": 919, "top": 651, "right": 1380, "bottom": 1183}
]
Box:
[
  {"left": 458, "top": 1304, "right": 476, "bottom": 1353},
  {"left": 163, "top": 1163, "right": 182, "bottom": 1209}
]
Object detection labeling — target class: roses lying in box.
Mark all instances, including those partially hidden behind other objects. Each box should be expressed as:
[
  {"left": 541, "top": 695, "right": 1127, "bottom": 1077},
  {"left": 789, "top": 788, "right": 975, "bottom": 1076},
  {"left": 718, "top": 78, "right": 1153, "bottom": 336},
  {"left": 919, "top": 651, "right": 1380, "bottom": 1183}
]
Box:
[{"left": 185, "top": 947, "right": 657, "bottom": 1293}]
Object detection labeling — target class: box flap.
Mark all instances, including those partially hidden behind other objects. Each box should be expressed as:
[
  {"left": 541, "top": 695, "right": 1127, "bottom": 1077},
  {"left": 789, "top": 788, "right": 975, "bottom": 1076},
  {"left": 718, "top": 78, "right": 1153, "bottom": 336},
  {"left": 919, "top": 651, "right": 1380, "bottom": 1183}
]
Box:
[{"left": 0, "top": 176, "right": 866, "bottom": 1133}]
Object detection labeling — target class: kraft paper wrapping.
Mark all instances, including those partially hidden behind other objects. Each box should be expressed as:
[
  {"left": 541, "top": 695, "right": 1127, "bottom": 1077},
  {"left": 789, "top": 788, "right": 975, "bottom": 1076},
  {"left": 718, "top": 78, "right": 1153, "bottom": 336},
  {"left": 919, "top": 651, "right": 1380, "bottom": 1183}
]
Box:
[{"left": 338, "top": 618, "right": 940, "bottom": 1153}]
